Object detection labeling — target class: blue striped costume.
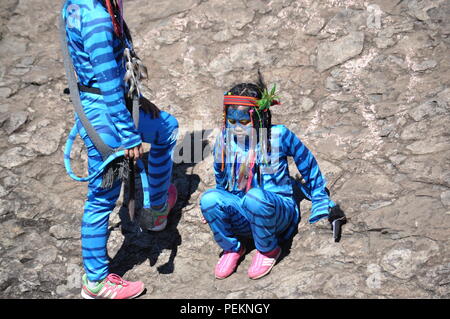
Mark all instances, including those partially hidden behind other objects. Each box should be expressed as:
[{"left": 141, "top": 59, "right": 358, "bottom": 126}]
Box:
[
  {"left": 200, "top": 125, "right": 333, "bottom": 253},
  {"left": 62, "top": 0, "right": 178, "bottom": 282}
]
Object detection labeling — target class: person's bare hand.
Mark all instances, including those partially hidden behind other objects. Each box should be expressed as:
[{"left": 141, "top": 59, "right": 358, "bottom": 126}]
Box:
[{"left": 124, "top": 144, "right": 143, "bottom": 161}]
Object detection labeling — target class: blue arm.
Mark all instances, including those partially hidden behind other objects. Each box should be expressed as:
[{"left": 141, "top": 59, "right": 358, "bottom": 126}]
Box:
[
  {"left": 81, "top": 9, "right": 141, "bottom": 150},
  {"left": 281, "top": 126, "right": 334, "bottom": 223}
]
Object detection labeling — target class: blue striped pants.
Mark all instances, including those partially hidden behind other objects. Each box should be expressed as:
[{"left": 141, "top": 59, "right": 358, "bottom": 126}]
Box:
[
  {"left": 200, "top": 188, "right": 299, "bottom": 254},
  {"left": 80, "top": 109, "right": 178, "bottom": 282}
]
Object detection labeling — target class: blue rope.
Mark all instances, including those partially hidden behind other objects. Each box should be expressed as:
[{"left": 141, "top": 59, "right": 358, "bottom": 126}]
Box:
[
  {"left": 64, "top": 124, "right": 150, "bottom": 209},
  {"left": 64, "top": 124, "right": 125, "bottom": 182},
  {"left": 136, "top": 159, "right": 150, "bottom": 209}
]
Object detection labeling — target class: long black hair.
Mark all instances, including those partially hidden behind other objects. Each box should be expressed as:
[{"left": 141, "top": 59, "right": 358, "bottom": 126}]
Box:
[
  {"left": 221, "top": 72, "right": 274, "bottom": 188},
  {"left": 224, "top": 71, "right": 273, "bottom": 154}
]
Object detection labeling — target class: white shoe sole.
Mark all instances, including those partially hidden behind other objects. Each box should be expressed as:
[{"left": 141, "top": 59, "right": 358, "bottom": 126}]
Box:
[
  {"left": 81, "top": 287, "right": 145, "bottom": 299},
  {"left": 81, "top": 289, "right": 95, "bottom": 299},
  {"left": 248, "top": 249, "right": 282, "bottom": 280}
]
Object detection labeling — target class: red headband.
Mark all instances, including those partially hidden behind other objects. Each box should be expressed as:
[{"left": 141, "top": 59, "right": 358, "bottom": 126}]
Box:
[
  {"left": 223, "top": 95, "right": 281, "bottom": 108},
  {"left": 223, "top": 95, "right": 258, "bottom": 107}
]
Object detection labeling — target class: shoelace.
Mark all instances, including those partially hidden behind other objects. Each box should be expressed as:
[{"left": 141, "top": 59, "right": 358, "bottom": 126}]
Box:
[{"left": 106, "top": 274, "right": 128, "bottom": 286}]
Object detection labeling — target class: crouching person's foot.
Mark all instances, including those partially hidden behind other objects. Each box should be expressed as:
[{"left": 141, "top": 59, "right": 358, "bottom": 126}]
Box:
[
  {"left": 81, "top": 274, "right": 145, "bottom": 299},
  {"left": 215, "top": 246, "right": 246, "bottom": 279},
  {"left": 248, "top": 246, "right": 281, "bottom": 280}
]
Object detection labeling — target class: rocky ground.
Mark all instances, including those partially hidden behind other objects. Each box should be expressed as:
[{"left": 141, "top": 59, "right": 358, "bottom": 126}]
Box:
[{"left": 0, "top": 0, "right": 449, "bottom": 299}]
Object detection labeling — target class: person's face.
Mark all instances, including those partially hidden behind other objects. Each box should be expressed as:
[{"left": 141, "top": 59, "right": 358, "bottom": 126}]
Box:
[{"left": 226, "top": 106, "right": 252, "bottom": 137}]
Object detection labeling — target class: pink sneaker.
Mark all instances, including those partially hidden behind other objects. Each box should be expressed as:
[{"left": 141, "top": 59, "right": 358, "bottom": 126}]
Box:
[
  {"left": 81, "top": 274, "right": 145, "bottom": 299},
  {"left": 215, "top": 246, "right": 246, "bottom": 279},
  {"left": 248, "top": 247, "right": 281, "bottom": 280}
]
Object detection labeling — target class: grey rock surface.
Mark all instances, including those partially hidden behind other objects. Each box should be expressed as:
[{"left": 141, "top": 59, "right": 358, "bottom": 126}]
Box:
[{"left": 0, "top": 0, "right": 449, "bottom": 299}]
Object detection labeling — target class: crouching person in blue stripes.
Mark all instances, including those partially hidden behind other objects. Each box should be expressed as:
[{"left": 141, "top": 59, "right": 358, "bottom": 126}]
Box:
[
  {"left": 61, "top": 0, "right": 178, "bottom": 299},
  {"left": 200, "top": 76, "right": 336, "bottom": 280}
]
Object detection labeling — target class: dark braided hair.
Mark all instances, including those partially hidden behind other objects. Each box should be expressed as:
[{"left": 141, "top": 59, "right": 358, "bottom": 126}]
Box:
[
  {"left": 223, "top": 72, "right": 273, "bottom": 186},
  {"left": 99, "top": 0, "right": 133, "bottom": 44},
  {"left": 225, "top": 72, "right": 273, "bottom": 155}
]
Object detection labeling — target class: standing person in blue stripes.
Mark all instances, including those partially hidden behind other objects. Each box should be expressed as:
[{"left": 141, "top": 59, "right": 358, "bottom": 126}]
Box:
[
  {"left": 200, "top": 74, "right": 336, "bottom": 280},
  {"left": 61, "top": 0, "right": 178, "bottom": 299}
]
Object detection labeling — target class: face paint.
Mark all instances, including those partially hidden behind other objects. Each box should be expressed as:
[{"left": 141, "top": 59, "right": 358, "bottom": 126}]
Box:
[{"left": 226, "top": 107, "right": 252, "bottom": 136}]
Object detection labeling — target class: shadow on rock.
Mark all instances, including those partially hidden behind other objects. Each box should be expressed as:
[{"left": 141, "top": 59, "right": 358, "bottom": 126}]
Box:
[
  {"left": 108, "top": 130, "right": 210, "bottom": 276},
  {"left": 277, "top": 177, "right": 347, "bottom": 261}
]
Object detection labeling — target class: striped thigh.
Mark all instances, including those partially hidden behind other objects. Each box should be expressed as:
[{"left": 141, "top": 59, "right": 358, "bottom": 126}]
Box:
[
  {"left": 241, "top": 188, "right": 297, "bottom": 253},
  {"left": 200, "top": 189, "right": 252, "bottom": 252}
]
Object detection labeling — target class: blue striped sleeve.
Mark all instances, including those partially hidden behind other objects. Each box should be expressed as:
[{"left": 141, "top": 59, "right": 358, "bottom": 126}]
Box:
[
  {"left": 281, "top": 126, "right": 331, "bottom": 223},
  {"left": 81, "top": 8, "right": 141, "bottom": 150}
]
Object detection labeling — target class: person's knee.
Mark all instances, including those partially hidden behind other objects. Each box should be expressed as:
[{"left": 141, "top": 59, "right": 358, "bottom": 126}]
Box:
[
  {"left": 166, "top": 113, "right": 179, "bottom": 131},
  {"left": 242, "top": 188, "right": 267, "bottom": 214},
  {"left": 200, "top": 189, "right": 222, "bottom": 212},
  {"left": 160, "top": 113, "right": 179, "bottom": 145}
]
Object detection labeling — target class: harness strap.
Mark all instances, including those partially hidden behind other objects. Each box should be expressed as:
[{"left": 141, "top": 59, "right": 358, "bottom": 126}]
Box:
[
  {"left": 63, "top": 123, "right": 150, "bottom": 208},
  {"left": 59, "top": 3, "right": 116, "bottom": 161},
  {"left": 60, "top": 2, "right": 151, "bottom": 220},
  {"left": 78, "top": 83, "right": 101, "bottom": 95}
]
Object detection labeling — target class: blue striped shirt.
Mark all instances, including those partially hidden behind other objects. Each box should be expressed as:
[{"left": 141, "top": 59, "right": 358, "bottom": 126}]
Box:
[{"left": 62, "top": 0, "right": 141, "bottom": 150}]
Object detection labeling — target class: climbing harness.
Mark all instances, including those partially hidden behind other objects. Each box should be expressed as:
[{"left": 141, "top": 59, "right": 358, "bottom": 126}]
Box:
[
  {"left": 59, "top": 1, "right": 152, "bottom": 220},
  {"left": 122, "top": 46, "right": 148, "bottom": 222}
]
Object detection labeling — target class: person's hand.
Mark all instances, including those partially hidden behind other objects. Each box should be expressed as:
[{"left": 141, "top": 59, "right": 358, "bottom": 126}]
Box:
[
  {"left": 124, "top": 144, "right": 143, "bottom": 161},
  {"left": 140, "top": 96, "right": 160, "bottom": 118}
]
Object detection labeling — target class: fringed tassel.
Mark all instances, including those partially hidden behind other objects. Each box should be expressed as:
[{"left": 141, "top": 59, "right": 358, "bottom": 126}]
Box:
[
  {"left": 244, "top": 109, "right": 257, "bottom": 193},
  {"left": 100, "top": 157, "right": 130, "bottom": 189},
  {"left": 220, "top": 105, "right": 227, "bottom": 172},
  {"left": 245, "top": 149, "right": 256, "bottom": 193},
  {"left": 260, "top": 126, "right": 269, "bottom": 166},
  {"left": 230, "top": 150, "right": 236, "bottom": 191}
]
